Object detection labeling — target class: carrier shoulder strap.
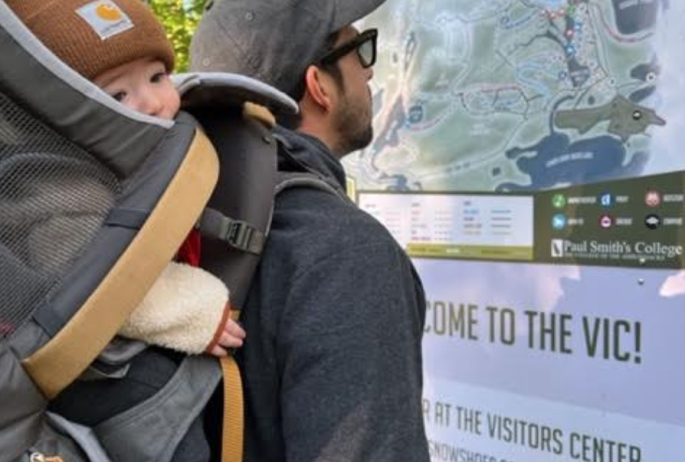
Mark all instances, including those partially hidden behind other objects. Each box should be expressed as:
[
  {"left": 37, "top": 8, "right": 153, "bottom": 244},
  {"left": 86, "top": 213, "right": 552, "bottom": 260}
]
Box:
[
  {"left": 274, "top": 131, "right": 353, "bottom": 202},
  {"left": 209, "top": 134, "right": 354, "bottom": 462},
  {"left": 275, "top": 171, "right": 352, "bottom": 202},
  {"left": 178, "top": 71, "right": 298, "bottom": 310},
  {"left": 192, "top": 105, "right": 278, "bottom": 310},
  {"left": 175, "top": 72, "right": 298, "bottom": 462}
]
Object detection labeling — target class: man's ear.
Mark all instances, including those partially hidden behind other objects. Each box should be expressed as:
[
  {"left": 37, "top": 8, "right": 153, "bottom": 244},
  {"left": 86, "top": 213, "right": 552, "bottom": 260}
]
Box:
[{"left": 303, "top": 65, "right": 333, "bottom": 112}]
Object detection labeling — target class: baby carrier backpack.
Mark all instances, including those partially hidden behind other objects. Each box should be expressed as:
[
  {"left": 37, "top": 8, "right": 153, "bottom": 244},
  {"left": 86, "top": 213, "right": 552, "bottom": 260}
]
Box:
[{"left": 0, "top": 2, "right": 297, "bottom": 461}]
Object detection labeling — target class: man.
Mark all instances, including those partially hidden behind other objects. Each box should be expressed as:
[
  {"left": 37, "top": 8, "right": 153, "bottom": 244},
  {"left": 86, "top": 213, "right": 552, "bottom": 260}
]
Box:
[{"left": 191, "top": 1, "right": 430, "bottom": 461}]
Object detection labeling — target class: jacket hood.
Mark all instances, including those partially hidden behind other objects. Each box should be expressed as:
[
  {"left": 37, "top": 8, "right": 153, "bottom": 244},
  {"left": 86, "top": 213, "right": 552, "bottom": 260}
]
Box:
[{"left": 274, "top": 126, "right": 347, "bottom": 190}]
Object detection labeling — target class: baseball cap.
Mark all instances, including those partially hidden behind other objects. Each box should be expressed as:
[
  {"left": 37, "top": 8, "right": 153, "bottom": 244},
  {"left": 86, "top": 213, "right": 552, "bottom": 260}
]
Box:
[{"left": 190, "top": 0, "right": 385, "bottom": 98}]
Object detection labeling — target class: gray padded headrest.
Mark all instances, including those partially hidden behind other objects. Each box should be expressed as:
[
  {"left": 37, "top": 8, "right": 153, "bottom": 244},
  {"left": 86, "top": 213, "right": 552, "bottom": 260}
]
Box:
[{"left": 173, "top": 72, "right": 298, "bottom": 114}]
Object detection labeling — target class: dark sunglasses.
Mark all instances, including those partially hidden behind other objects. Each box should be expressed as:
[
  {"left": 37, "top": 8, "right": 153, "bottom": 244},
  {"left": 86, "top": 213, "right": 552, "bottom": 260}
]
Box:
[{"left": 317, "top": 29, "right": 378, "bottom": 69}]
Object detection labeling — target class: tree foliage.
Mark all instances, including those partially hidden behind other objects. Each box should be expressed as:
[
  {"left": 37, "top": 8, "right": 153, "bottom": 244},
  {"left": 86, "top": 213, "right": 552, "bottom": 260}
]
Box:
[{"left": 146, "top": 0, "right": 208, "bottom": 72}]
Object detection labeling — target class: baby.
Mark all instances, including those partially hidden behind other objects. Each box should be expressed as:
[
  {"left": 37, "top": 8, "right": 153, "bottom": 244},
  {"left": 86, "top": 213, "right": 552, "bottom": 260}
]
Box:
[
  {"left": 6, "top": 0, "right": 247, "bottom": 458},
  {"left": 5, "top": 0, "right": 245, "bottom": 356}
]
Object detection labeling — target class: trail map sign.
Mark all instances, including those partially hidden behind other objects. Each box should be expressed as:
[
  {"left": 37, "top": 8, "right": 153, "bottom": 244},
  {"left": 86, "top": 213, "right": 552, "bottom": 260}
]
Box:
[{"left": 350, "top": 1, "right": 683, "bottom": 460}]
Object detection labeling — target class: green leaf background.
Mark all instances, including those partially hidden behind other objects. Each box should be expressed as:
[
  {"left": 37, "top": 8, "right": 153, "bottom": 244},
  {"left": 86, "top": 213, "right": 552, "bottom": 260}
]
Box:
[{"left": 146, "top": 0, "right": 208, "bottom": 72}]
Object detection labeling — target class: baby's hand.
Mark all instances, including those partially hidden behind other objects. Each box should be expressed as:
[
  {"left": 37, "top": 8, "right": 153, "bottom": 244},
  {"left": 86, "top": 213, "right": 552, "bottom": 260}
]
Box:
[{"left": 207, "top": 305, "right": 246, "bottom": 357}]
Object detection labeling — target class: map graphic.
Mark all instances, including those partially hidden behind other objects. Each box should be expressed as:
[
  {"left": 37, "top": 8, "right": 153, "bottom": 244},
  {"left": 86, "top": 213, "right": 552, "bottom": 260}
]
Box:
[
  {"left": 349, "top": 0, "right": 679, "bottom": 193},
  {"left": 350, "top": 2, "right": 685, "bottom": 460}
]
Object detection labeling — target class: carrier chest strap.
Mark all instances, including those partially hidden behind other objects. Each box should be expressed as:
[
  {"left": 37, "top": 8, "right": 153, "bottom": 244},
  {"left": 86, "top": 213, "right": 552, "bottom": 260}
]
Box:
[{"left": 199, "top": 207, "right": 265, "bottom": 255}]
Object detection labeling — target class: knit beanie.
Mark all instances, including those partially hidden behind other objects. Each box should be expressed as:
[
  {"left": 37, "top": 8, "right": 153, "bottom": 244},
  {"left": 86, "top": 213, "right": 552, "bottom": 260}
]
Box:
[{"left": 6, "top": 0, "right": 175, "bottom": 80}]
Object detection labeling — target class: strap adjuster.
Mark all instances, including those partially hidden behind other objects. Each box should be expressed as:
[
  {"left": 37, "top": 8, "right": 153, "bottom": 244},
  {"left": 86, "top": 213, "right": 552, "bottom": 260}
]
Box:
[
  {"left": 199, "top": 208, "right": 265, "bottom": 255},
  {"left": 223, "top": 220, "right": 263, "bottom": 254}
]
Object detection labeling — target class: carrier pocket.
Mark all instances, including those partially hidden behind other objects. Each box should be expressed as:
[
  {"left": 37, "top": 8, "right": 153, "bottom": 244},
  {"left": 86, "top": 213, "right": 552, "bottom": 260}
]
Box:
[{"left": 15, "top": 413, "right": 112, "bottom": 462}]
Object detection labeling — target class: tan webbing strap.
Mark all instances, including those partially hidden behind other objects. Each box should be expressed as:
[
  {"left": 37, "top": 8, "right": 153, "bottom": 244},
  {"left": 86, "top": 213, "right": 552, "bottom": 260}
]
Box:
[
  {"left": 211, "top": 103, "right": 267, "bottom": 461},
  {"left": 243, "top": 102, "right": 275, "bottom": 128},
  {"left": 221, "top": 309, "right": 244, "bottom": 462},
  {"left": 23, "top": 130, "right": 219, "bottom": 399}
]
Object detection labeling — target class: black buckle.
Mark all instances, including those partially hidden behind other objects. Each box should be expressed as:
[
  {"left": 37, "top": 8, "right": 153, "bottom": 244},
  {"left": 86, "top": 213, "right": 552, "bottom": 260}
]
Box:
[
  {"left": 225, "top": 220, "right": 251, "bottom": 250},
  {"left": 223, "top": 220, "right": 263, "bottom": 255}
]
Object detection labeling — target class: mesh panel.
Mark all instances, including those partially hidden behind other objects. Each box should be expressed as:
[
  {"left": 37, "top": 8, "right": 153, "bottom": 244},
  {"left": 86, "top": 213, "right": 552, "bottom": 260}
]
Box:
[{"left": 0, "top": 91, "right": 120, "bottom": 339}]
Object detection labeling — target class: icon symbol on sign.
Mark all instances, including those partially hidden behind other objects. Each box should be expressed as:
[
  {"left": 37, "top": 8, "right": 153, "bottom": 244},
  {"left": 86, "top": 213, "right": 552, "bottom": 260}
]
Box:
[
  {"left": 599, "top": 193, "right": 614, "bottom": 207},
  {"left": 552, "top": 214, "right": 567, "bottom": 230},
  {"left": 645, "top": 191, "right": 661, "bottom": 208},
  {"left": 552, "top": 194, "right": 567, "bottom": 209},
  {"left": 551, "top": 239, "right": 565, "bottom": 258},
  {"left": 599, "top": 214, "right": 613, "bottom": 229},
  {"left": 645, "top": 214, "right": 661, "bottom": 230}
]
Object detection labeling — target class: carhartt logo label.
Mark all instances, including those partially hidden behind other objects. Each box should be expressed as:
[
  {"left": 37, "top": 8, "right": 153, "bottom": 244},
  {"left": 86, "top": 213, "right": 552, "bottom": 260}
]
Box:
[
  {"left": 76, "top": 1, "right": 133, "bottom": 40},
  {"left": 551, "top": 239, "right": 564, "bottom": 258},
  {"left": 96, "top": 3, "right": 122, "bottom": 21}
]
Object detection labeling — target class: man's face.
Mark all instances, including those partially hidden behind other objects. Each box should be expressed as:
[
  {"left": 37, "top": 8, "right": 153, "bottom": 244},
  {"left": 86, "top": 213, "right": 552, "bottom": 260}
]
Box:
[
  {"left": 93, "top": 57, "right": 180, "bottom": 121},
  {"left": 327, "top": 26, "right": 375, "bottom": 156}
]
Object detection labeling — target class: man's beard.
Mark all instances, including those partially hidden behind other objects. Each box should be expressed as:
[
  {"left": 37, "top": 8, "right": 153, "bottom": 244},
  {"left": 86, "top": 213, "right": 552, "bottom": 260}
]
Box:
[{"left": 332, "top": 93, "right": 373, "bottom": 157}]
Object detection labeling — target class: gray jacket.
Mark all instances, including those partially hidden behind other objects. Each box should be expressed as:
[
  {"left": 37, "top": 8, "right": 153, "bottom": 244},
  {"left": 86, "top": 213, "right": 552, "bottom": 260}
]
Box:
[{"left": 235, "top": 127, "right": 430, "bottom": 462}]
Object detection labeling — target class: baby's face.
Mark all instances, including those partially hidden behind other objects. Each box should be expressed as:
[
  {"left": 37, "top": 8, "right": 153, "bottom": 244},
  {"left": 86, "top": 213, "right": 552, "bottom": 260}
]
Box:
[{"left": 94, "top": 58, "right": 180, "bottom": 121}]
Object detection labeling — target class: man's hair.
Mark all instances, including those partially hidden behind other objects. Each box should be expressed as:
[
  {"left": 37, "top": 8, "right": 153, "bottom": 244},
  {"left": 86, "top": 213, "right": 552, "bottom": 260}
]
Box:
[{"left": 279, "top": 31, "right": 343, "bottom": 130}]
